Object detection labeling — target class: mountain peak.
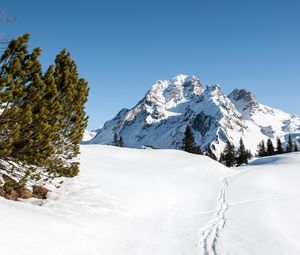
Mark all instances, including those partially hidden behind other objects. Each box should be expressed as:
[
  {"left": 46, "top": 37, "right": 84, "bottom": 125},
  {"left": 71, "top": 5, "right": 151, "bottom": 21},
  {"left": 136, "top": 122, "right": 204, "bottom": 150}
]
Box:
[
  {"left": 228, "top": 88, "right": 257, "bottom": 103},
  {"left": 228, "top": 88, "right": 259, "bottom": 119},
  {"left": 89, "top": 75, "right": 300, "bottom": 158}
]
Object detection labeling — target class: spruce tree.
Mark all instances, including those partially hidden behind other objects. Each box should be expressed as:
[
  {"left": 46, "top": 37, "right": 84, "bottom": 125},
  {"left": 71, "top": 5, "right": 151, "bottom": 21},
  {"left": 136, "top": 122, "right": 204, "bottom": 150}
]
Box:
[
  {"left": 223, "top": 141, "right": 236, "bottom": 167},
  {"left": 236, "top": 138, "right": 248, "bottom": 166},
  {"left": 219, "top": 152, "right": 226, "bottom": 163},
  {"left": 119, "top": 136, "right": 124, "bottom": 147},
  {"left": 266, "top": 139, "right": 275, "bottom": 156},
  {"left": 113, "top": 132, "right": 118, "bottom": 146},
  {"left": 204, "top": 147, "right": 217, "bottom": 160},
  {"left": 257, "top": 140, "right": 266, "bottom": 157},
  {"left": 286, "top": 135, "right": 294, "bottom": 153},
  {"left": 294, "top": 142, "right": 299, "bottom": 152},
  {"left": 276, "top": 138, "right": 284, "bottom": 154},
  {"left": 181, "top": 126, "right": 202, "bottom": 155}
]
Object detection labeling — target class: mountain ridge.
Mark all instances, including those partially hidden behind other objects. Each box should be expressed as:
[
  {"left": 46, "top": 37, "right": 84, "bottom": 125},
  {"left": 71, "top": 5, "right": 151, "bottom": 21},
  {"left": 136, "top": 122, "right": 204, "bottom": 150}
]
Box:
[{"left": 87, "top": 74, "right": 300, "bottom": 157}]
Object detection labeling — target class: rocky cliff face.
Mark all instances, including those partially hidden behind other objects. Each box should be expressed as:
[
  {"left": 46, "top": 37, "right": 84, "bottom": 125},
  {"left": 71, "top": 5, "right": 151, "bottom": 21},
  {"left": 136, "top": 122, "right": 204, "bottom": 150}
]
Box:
[{"left": 88, "top": 75, "right": 300, "bottom": 157}]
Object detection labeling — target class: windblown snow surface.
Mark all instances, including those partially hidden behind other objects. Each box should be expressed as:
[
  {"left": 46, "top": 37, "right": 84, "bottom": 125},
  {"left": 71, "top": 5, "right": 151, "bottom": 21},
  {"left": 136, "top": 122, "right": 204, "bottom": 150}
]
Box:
[{"left": 0, "top": 145, "right": 299, "bottom": 255}]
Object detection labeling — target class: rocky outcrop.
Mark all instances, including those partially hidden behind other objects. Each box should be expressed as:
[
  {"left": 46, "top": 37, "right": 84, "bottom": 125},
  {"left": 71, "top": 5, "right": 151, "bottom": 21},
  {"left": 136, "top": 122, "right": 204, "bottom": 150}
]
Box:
[
  {"left": 32, "top": 185, "right": 49, "bottom": 199},
  {"left": 0, "top": 174, "right": 48, "bottom": 201}
]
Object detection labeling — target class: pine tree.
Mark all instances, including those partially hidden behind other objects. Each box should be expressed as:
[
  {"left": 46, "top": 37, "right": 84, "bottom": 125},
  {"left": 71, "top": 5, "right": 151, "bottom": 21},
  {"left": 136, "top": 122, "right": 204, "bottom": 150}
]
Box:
[
  {"left": 52, "top": 49, "right": 89, "bottom": 177},
  {"left": 294, "top": 142, "right": 299, "bottom": 152},
  {"left": 113, "top": 132, "right": 118, "bottom": 146},
  {"left": 0, "top": 34, "right": 31, "bottom": 160},
  {"left": 266, "top": 139, "right": 275, "bottom": 156},
  {"left": 119, "top": 136, "right": 124, "bottom": 147},
  {"left": 286, "top": 135, "right": 294, "bottom": 153},
  {"left": 223, "top": 141, "right": 236, "bottom": 167},
  {"left": 0, "top": 35, "right": 89, "bottom": 184},
  {"left": 181, "top": 126, "right": 202, "bottom": 155},
  {"left": 236, "top": 138, "right": 248, "bottom": 166},
  {"left": 11, "top": 47, "right": 54, "bottom": 166},
  {"left": 219, "top": 152, "right": 225, "bottom": 163},
  {"left": 204, "top": 147, "right": 217, "bottom": 160},
  {"left": 257, "top": 140, "right": 266, "bottom": 157},
  {"left": 276, "top": 138, "right": 284, "bottom": 154}
]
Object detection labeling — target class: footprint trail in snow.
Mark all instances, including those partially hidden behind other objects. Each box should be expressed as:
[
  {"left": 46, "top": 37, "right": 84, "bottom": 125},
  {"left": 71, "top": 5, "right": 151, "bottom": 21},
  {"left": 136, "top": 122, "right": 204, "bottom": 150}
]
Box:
[{"left": 199, "top": 177, "right": 229, "bottom": 255}]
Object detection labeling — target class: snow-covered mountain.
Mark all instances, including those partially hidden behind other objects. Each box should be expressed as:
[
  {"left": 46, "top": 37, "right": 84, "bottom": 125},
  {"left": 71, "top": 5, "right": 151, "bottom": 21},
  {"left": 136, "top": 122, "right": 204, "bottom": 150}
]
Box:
[
  {"left": 89, "top": 74, "right": 300, "bottom": 157},
  {"left": 82, "top": 130, "right": 97, "bottom": 142}
]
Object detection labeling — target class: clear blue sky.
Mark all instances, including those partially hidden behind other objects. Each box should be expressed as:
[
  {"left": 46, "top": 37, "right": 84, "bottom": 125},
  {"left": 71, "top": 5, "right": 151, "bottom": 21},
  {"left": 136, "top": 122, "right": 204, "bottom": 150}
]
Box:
[{"left": 2, "top": 0, "right": 300, "bottom": 129}]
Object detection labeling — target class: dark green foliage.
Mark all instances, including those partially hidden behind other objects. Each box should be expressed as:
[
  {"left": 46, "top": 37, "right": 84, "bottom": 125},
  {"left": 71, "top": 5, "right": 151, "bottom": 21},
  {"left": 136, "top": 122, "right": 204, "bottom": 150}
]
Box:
[
  {"left": 286, "top": 135, "right": 294, "bottom": 153},
  {"left": 276, "top": 138, "right": 284, "bottom": 154},
  {"left": 48, "top": 49, "right": 89, "bottom": 177},
  {"left": 266, "top": 139, "right": 275, "bottom": 156},
  {"left": 113, "top": 132, "right": 118, "bottom": 146},
  {"left": 294, "top": 142, "right": 299, "bottom": 152},
  {"left": 112, "top": 132, "right": 124, "bottom": 147},
  {"left": 236, "top": 138, "right": 248, "bottom": 166},
  {"left": 223, "top": 141, "right": 236, "bottom": 167},
  {"left": 0, "top": 34, "right": 32, "bottom": 159},
  {"left": 181, "top": 126, "right": 202, "bottom": 155},
  {"left": 204, "top": 147, "right": 217, "bottom": 161},
  {"left": 0, "top": 34, "right": 89, "bottom": 182},
  {"left": 219, "top": 152, "right": 225, "bottom": 163},
  {"left": 119, "top": 136, "right": 124, "bottom": 147},
  {"left": 257, "top": 140, "right": 267, "bottom": 157}
]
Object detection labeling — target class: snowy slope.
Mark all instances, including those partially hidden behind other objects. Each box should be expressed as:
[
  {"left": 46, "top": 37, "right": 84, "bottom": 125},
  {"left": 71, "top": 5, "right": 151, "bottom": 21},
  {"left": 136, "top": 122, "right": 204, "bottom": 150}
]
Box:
[
  {"left": 1, "top": 146, "right": 300, "bottom": 254},
  {"left": 89, "top": 75, "right": 300, "bottom": 157},
  {"left": 82, "top": 129, "right": 97, "bottom": 142},
  {"left": 219, "top": 153, "right": 300, "bottom": 255},
  {"left": 0, "top": 145, "right": 228, "bottom": 255}
]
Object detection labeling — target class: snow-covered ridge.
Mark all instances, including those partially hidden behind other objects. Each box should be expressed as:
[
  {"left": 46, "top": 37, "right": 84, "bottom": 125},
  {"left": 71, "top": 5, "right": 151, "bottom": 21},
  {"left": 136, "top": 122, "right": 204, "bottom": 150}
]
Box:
[
  {"left": 88, "top": 75, "right": 300, "bottom": 157},
  {"left": 82, "top": 130, "right": 97, "bottom": 142}
]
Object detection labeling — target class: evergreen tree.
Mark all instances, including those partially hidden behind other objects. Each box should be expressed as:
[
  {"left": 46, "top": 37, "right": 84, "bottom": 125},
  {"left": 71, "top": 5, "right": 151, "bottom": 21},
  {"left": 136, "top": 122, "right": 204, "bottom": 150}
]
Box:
[
  {"left": 113, "top": 132, "right": 118, "bottom": 146},
  {"left": 266, "top": 138, "right": 275, "bottom": 156},
  {"left": 286, "top": 135, "right": 294, "bottom": 153},
  {"left": 119, "top": 136, "right": 124, "bottom": 147},
  {"left": 181, "top": 126, "right": 202, "bottom": 155},
  {"left": 219, "top": 152, "right": 226, "bottom": 163},
  {"left": 257, "top": 140, "right": 266, "bottom": 157},
  {"left": 276, "top": 138, "right": 284, "bottom": 154},
  {"left": 11, "top": 47, "right": 54, "bottom": 166},
  {"left": 0, "top": 34, "right": 31, "bottom": 160},
  {"left": 223, "top": 141, "right": 236, "bottom": 167},
  {"left": 294, "top": 142, "right": 299, "bottom": 152},
  {"left": 204, "top": 147, "right": 217, "bottom": 160},
  {"left": 0, "top": 35, "right": 89, "bottom": 184},
  {"left": 236, "top": 137, "right": 248, "bottom": 166},
  {"left": 52, "top": 49, "right": 89, "bottom": 177}
]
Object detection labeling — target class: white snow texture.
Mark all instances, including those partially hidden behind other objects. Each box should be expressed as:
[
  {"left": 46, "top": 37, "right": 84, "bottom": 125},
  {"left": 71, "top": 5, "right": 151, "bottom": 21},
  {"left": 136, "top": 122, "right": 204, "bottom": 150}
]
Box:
[{"left": 1, "top": 145, "right": 299, "bottom": 255}]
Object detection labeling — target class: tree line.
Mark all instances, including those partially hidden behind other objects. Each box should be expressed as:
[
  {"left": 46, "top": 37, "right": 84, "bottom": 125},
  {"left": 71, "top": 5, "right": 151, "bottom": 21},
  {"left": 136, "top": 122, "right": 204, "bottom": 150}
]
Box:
[
  {"left": 257, "top": 135, "right": 298, "bottom": 157},
  {"left": 181, "top": 126, "right": 299, "bottom": 168},
  {"left": 0, "top": 34, "right": 89, "bottom": 184}
]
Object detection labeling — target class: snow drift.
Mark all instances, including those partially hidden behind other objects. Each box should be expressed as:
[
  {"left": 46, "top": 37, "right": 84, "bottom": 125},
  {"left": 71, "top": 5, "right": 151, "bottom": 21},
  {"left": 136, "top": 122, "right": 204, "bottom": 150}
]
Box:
[{"left": 1, "top": 145, "right": 299, "bottom": 254}]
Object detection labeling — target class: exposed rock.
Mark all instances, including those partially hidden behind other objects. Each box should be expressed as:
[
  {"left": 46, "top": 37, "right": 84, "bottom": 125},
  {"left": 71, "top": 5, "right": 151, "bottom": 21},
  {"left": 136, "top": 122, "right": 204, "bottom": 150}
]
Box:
[
  {"left": 2, "top": 188, "right": 18, "bottom": 201},
  {"left": 17, "top": 187, "right": 33, "bottom": 199},
  {"left": 2, "top": 174, "right": 19, "bottom": 188},
  {"left": 32, "top": 185, "right": 49, "bottom": 199},
  {"left": 0, "top": 174, "right": 33, "bottom": 200},
  {"left": 0, "top": 186, "right": 5, "bottom": 197}
]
